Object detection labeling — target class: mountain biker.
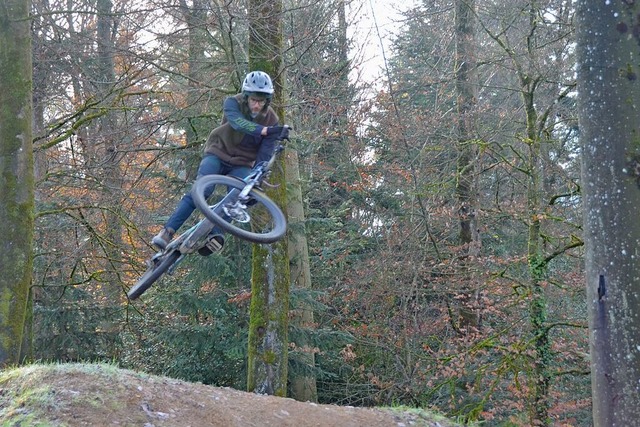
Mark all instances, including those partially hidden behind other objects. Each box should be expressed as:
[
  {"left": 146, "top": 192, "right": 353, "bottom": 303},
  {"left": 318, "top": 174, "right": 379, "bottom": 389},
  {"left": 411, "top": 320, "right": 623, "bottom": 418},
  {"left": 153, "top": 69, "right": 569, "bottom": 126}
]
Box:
[{"left": 152, "top": 70, "right": 288, "bottom": 255}]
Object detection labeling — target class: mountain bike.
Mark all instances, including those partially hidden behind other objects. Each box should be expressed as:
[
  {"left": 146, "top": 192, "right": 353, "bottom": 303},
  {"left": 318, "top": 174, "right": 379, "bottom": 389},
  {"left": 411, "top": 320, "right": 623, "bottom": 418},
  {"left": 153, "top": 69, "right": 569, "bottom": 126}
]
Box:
[{"left": 127, "top": 126, "right": 290, "bottom": 300}]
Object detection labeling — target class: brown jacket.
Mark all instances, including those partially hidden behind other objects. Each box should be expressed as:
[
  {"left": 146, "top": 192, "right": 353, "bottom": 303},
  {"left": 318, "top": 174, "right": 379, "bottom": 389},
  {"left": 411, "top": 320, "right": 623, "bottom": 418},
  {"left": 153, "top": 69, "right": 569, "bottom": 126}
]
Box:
[{"left": 204, "top": 94, "right": 279, "bottom": 167}]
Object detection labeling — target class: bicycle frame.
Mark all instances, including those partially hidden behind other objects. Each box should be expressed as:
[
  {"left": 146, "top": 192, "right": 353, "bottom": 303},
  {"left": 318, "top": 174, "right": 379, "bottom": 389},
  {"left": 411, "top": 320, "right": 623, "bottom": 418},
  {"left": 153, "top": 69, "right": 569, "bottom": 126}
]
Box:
[
  {"left": 146, "top": 220, "right": 210, "bottom": 276},
  {"left": 152, "top": 162, "right": 273, "bottom": 275},
  {"left": 129, "top": 128, "right": 290, "bottom": 300}
]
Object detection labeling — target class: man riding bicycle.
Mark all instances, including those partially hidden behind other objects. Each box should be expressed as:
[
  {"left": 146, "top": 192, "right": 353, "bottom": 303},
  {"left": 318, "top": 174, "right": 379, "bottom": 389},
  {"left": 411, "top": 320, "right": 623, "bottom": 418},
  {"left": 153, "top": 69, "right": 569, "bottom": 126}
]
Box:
[{"left": 152, "top": 70, "right": 288, "bottom": 255}]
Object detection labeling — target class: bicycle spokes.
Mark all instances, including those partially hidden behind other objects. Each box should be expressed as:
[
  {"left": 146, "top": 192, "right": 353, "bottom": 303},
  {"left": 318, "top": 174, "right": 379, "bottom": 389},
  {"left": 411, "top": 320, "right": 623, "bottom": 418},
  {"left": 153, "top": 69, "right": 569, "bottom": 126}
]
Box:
[{"left": 192, "top": 174, "right": 287, "bottom": 244}]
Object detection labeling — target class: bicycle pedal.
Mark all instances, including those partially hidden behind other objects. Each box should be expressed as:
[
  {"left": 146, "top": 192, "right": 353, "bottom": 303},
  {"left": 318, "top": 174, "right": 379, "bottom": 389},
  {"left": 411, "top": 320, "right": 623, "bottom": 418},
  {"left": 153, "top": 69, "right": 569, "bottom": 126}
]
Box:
[
  {"left": 198, "top": 235, "right": 224, "bottom": 256},
  {"left": 207, "top": 238, "right": 223, "bottom": 252}
]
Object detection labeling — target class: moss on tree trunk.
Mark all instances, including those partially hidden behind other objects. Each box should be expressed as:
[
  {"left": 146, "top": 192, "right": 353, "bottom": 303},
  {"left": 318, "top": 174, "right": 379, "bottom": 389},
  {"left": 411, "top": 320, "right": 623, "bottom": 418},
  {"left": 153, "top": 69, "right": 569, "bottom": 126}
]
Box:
[
  {"left": 0, "top": 0, "right": 34, "bottom": 365},
  {"left": 247, "top": 241, "right": 290, "bottom": 396},
  {"left": 246, "top": 0, "right": 289, "bottom": 397}
]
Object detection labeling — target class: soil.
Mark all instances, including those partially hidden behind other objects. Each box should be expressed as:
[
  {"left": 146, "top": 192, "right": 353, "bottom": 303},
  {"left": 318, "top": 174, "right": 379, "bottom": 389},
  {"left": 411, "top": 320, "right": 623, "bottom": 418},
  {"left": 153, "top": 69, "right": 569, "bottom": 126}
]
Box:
[{"left": 0, "top": 363, "right": 461, "bottom": 427}]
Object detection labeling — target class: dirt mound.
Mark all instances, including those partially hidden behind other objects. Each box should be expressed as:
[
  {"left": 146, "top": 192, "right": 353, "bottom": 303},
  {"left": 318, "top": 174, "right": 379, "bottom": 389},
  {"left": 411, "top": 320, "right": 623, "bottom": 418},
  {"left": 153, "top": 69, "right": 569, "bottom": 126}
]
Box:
[{"left": 0, "top": 363, "right": 460, "bottom": 426}]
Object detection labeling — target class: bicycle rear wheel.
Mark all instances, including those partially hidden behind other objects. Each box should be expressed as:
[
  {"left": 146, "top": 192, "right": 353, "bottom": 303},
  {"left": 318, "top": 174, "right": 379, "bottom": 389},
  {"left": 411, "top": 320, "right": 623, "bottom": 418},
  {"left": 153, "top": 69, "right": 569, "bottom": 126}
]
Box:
[
  {"left": 128, "top": 250, "right": 181, "bottom": 300},
  {"left": 192, "top": 175, "right": 287, "bottom": 244}
]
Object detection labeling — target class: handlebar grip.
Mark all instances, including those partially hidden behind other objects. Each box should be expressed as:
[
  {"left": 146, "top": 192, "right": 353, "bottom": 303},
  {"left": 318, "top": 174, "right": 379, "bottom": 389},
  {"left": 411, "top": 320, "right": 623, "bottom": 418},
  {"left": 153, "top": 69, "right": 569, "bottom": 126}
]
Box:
[{"left": 279, "top": 125, "right": 292, "bottom": 140}]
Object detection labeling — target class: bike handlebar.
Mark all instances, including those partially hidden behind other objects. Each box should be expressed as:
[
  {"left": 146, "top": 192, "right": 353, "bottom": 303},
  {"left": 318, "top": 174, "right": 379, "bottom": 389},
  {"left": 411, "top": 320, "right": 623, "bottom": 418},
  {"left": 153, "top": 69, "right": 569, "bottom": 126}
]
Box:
[{"left": 278, "top": 125, "right": 292, "bottom": 141}]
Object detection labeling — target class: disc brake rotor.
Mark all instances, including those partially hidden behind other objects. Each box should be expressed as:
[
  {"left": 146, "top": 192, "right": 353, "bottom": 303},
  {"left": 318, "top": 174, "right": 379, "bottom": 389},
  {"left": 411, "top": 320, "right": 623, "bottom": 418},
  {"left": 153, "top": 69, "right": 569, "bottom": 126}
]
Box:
[{"left": 223, "top": 202, "right": 251, "bottom": 223}]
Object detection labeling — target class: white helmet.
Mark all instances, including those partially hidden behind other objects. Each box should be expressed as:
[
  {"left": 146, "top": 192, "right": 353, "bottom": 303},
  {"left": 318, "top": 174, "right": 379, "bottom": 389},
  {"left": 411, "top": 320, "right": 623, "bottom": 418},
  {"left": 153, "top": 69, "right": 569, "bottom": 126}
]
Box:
[{"left": 242, "top": 71, "right": 274, "bottom": 98}]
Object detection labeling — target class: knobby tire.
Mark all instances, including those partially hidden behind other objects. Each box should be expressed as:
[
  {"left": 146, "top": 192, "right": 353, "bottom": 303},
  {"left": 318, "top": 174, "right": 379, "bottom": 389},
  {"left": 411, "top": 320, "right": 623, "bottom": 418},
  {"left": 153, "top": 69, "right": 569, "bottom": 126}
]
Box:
[
  {"left": 192, "top": 175, "right": 287, "bottom": 244},
  {"left": 127, "top": 250, "right": 181, "bottom": 300}
]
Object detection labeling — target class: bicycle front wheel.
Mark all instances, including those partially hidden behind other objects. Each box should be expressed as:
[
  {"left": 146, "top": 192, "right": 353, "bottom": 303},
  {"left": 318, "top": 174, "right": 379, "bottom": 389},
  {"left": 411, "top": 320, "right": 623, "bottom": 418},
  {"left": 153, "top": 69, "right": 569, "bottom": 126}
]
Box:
[
  {"left": 128, "top": 250, "right": 181, "bottom": 300},
  {"left": 192, "top": 175, "right": 287, "bottom": 244}
]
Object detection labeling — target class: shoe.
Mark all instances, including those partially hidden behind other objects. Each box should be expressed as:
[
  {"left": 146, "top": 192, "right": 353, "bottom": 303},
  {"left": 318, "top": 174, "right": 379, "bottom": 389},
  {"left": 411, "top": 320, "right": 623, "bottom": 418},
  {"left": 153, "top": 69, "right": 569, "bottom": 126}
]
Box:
[
  {"left": 152, "top": 227, "right": 175, "bottom": 250},
  {"left": 198, "top": 234, "right": 225, "bottom": 256}
]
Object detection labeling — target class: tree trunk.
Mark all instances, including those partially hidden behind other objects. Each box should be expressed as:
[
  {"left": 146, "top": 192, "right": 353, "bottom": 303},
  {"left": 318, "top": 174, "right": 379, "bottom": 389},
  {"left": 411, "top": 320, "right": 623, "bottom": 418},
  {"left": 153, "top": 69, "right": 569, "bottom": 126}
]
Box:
[
  {"left": 180, "top": 0, "right": 209, "bottom": 180},
  {"left": 286, "top": 149, "right": 318, "bottom": 402},
  {"left": 481, "top": 3, "right": 553, "bottom": 420},
  {"left": 516, "top": 74, "right": 551, "bottom": 425},
  {"left": 321, "top": 0, "right": 352, "bottom": 212},
  {"left": 454, "top": 0, "right": 481, "bottom": 332},
  {"left": 95, "top": 0, "right": 124, "bottom": 359},
  {"left": 0, "top": 0, "right": 34, "bottom": 366},
  {"left": 247, "top": 0, "right": 290, "bottom": 397},
  {"left": 577, "top": 0, "right": 640, "bottom": 425}
]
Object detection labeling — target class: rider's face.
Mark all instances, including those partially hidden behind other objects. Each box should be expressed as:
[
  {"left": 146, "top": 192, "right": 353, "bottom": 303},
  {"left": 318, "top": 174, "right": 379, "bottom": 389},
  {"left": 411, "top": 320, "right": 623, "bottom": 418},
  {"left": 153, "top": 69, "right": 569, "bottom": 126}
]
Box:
[{"left": 248, "top": 96, "right": 267, "bottom": 114}]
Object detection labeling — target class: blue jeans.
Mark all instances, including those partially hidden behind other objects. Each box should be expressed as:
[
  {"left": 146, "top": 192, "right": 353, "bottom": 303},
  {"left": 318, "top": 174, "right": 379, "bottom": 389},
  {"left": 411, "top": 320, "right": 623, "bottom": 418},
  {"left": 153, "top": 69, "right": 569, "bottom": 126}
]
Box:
[{"left": 165, "top": 154, "right": 251, "bottom": 232}]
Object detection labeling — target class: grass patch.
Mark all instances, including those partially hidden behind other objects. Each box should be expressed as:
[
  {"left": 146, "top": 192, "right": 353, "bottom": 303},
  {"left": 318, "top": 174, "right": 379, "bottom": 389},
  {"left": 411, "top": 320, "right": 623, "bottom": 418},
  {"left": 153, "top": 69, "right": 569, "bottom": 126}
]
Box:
[{"left": 0, "top": 368, "right": 60, "bottom": 426}]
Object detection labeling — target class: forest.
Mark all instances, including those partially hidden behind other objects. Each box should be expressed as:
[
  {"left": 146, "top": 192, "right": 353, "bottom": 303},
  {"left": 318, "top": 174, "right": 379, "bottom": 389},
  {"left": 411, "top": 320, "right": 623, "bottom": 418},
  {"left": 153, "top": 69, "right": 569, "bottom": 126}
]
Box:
[{"left": 2, "top": 0, "right": 640, "bottom": 426}]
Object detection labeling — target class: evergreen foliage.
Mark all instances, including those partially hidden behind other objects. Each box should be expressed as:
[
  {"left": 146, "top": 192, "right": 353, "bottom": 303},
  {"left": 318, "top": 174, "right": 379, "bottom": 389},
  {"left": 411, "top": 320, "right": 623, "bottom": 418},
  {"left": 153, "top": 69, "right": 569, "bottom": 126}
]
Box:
[{"left": 25, "top": 0, "right": 598, "bottom": 424}]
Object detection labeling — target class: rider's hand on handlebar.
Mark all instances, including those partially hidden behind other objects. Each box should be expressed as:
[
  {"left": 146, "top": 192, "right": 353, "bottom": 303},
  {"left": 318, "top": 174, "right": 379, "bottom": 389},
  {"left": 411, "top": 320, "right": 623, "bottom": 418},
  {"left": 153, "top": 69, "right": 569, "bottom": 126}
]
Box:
[{"left": 266, "top": 125, "right": 290, "bottom": 140}]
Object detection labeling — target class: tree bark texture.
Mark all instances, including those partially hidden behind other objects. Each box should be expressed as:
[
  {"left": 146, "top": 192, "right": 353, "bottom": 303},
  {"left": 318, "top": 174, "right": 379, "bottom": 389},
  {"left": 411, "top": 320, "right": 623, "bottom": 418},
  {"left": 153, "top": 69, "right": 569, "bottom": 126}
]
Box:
[
  {"left": 0, "top": 0, "right": 34, "bottom": 365},
  {"left": 286, "top": 149, "right": 318, "bottom": 402},
  {"left": 454, "top": 0, "right": 481, "bottom": 332},
  {"left": 522, "top": 84, "right": 552, "bottom": 426},
  {"left": 247, "top": 0, "right": 290, "bottom": 397},
  {"left": 577, "top": 0, "right": 640, "bottom": 425},
  {"left": 94, "top": 0, "right": 127, "bottom": 356},
  {"left": 180, "top": 0, "right": 210, "bottom": 180}
]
